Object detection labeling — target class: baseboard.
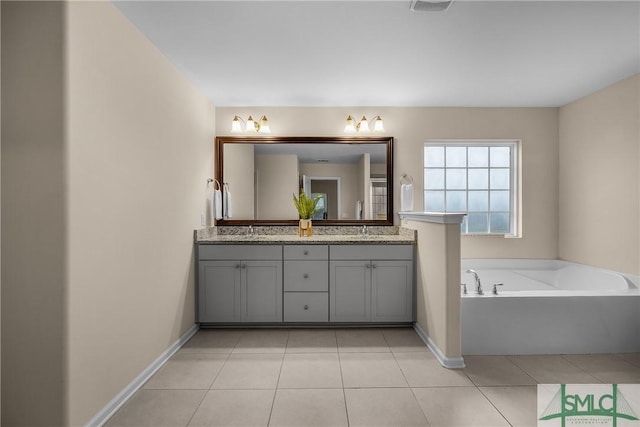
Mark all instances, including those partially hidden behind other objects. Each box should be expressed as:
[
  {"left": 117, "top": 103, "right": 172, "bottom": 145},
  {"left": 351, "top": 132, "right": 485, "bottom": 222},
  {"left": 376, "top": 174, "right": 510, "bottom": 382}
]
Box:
[
  {"left": 85, "top": 324, "right": 200, "bottom": 427},
  {"left": 413, "top": 323, "right": 465, "bottom": 369}
]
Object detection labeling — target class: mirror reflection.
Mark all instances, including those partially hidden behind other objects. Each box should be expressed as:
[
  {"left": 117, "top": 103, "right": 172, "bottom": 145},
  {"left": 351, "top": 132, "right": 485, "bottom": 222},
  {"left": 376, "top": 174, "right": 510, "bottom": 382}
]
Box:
[{"left": 216, "top": 137, "right": 393, "bottom": 225}]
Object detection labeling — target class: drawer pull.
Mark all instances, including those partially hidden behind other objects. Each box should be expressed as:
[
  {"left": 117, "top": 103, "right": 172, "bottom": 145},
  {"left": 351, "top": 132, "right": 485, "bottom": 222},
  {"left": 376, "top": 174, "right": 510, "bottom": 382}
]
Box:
[
  {"left": 303, "top": 273, "right": 309, "bottom": 279},
  {"left": 304, "top": 305, "right": 309, "bottom": 310},
  {"left": 241, "top": 264, "right": 246, "bottom": 269},
  {"left": 235, "top": 264, "right": 240, "bottom": 269},
  {"left": 372, "top": 264, "right": 377, "bottom": 269},
  {"left": 303, "top": 250, "right": 309, "bottom": 255}
]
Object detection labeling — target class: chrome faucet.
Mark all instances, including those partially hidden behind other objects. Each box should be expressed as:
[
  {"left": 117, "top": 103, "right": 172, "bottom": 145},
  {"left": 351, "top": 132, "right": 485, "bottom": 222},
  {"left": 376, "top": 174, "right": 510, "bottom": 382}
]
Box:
[
  {"left": 247, "top": 225, "right": 255, "bottom": 237},
  {"left": 466, "top": 269, "right": 483, "bottom": 295},
  {"left": 360, "top": 225, "right": 369, "bottom": 237}
]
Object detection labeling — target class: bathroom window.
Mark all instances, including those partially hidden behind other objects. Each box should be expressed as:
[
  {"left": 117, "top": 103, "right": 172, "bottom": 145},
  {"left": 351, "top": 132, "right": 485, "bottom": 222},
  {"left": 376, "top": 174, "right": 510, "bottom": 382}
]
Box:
[{"left": 423, "top": 141, "right": 519, "bottom": 236}]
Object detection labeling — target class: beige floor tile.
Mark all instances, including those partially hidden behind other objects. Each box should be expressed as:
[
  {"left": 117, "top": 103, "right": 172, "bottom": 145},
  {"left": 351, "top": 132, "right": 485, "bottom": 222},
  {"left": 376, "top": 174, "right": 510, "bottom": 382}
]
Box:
[
  {"left": 336, "top": 328, "right": 390, "bottom": 352},
  {"left": 269, "top": 389, "right": 348, "bottom": 427},
  {"left": 413, "top": 387, "right": 510, "bottom": 427},
  {"left": 508, "top": 355, "right": 599, "bottom": 384},
  {"left": 382, "top": 328, "right": 430, "bottom": 353},
  {"left": 464, "top": 356, "right": 537, "bottom": 386},
  {"left": 143, "top": 353, "right": 227, "bottom": 390},
  {"left": 340, "top": 352, "right": 408, "bottom": 388},
  {"left": 616, "top": 353, "right": 640, "bottom": 368},
  {"left": 562, "top": 354, "right": 640, "bottom": 383},
  {"left": 395, "top": 352, "right": 473, "bottom": 387},
  {"left": 278, "top": 353, "right": 343, "bottom": 389},
  {"left": 211, "top": 353, "right": 283, "bottom": 389},
  {"left": 480, "top": 386, "right": 538, "bottom": 427},
  {"left": 105, "top": 389, "right": 205, "bottom": 427},
  {"left": 344, "top": 388, "right": 429, "bottom": 427},
  {"left": 233, "top": 329, "right": 289, "bottom": 354},
  {"left": 286, "top": 329, "right": 337, "bottom": 353},
  {"left": 188, "top": 389, "right": 274, "bottom": 427},
  {"left": 180, "top": 329, "right": 242, "bottom": 353}
]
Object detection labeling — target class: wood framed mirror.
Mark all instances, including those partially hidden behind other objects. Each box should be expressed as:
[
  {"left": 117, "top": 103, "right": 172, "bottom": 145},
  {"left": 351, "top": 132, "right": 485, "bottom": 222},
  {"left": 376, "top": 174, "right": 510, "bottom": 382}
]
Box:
[{"left": 215, "top": 136, "right": 394, "bottom": 226}]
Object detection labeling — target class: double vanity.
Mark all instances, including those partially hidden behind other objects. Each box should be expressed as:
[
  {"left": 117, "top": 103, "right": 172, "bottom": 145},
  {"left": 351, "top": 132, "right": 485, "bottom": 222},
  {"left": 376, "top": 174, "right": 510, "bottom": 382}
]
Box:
[{"left": 195, "top": 229, "right": 416, "bottom": 326}]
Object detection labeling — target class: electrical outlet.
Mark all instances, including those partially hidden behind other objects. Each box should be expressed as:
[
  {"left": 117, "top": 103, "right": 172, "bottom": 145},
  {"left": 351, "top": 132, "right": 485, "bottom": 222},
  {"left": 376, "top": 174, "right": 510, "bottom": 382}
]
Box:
[{"left": 200, "top": 213, "right": 206, "bottom": 226}]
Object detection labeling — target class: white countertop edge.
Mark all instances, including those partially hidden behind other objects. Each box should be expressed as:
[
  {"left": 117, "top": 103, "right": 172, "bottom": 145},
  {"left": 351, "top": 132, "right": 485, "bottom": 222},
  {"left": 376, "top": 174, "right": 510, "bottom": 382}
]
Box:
[{"left": 398, "top": 211, "right": 466, "bottom": 225}]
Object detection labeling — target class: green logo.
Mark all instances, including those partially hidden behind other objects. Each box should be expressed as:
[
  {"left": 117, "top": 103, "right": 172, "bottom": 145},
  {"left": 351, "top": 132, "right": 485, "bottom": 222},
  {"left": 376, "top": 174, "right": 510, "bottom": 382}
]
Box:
[{"left": 539, "top": 384, "right": 639, "bottom": 426}]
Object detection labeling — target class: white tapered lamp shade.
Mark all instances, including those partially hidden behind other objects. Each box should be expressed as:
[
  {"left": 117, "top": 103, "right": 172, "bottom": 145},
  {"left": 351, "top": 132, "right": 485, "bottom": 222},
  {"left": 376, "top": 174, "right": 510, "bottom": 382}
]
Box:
[
  {"left": 231, "top": 116, "right": 243, "bottom": 132},
  {"left": 357, "top": 116, "right": 370, "bottom": 132},
  {"left": 344, "top": 115, "right": 356, "bottom": 133},
  {"left": 258, "top": 115, "right": 271, "bottom": 133},
  {"left": 245, "top": 115, "right": 256, "bottom": 132},
  {"left": 373, "top": 116, "right": 384, "bottom": 132}
]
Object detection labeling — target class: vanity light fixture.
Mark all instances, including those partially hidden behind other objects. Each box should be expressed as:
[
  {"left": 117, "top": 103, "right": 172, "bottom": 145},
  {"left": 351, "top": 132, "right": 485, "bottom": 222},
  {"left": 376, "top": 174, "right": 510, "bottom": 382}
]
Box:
[
  {"left": 231, "top": 115, "right": 271, "bottom": 134},
  {"left": 344, "top": 115, "right": 384, "bottom": 133}
]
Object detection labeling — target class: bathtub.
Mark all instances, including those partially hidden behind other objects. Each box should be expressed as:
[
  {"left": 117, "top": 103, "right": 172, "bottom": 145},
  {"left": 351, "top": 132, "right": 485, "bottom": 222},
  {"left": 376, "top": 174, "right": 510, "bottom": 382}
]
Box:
[{"left": 460, "top": 259, "right": 640, "bottom": 355}]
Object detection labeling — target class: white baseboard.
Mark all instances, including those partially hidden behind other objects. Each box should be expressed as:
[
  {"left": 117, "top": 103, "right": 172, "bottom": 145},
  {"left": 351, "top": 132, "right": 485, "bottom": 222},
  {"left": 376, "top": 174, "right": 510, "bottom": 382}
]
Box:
[
  {"left": 85, "top": 324, "right": 200, "bottom": 427},
  {"left": 413, "top": 323, "right": 465, "bottom": 369}
]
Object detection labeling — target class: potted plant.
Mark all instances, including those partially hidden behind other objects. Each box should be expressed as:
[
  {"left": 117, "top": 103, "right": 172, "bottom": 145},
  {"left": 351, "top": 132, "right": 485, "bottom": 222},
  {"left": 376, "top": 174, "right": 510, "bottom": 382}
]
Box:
[{"left": 293, "top": 192, "right": 320, "bottom": 237}]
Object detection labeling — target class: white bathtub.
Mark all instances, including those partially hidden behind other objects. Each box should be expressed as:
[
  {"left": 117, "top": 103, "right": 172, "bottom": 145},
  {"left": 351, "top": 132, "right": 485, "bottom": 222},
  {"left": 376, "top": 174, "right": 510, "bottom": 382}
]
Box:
[{"left": 460, "top": 259, "right": 640, "bottom": 355}]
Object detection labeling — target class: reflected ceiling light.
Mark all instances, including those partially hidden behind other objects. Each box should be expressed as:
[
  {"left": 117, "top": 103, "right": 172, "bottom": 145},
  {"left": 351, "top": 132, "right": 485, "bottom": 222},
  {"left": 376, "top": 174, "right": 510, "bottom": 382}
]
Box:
[
  {"left": 231, "top": 115, "right": 271, "bottom": 134},
  {"left": 410, "top": 0, "right": 454, "bottom": 12},
  {"left": 344, "top": 115, "right": 384, "bottom": 133}
]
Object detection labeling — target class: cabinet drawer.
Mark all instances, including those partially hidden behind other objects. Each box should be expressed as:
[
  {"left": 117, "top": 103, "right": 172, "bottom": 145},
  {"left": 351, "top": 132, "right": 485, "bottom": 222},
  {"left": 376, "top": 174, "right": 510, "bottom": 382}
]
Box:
[
  {"left": 284, "top": 245, "right": 328, "bottom": 260},
  {"left": 199, "top": 244, "right": 282, "bottom": 261},
  {"left": 284, "top": 292, "right": 328, "bottom": 322},
  {"left": 284, "top": 261, "right": 328, "bottom": 292},
  {"left": 330, "top": 244, "right": 413, "bottom": 260}
]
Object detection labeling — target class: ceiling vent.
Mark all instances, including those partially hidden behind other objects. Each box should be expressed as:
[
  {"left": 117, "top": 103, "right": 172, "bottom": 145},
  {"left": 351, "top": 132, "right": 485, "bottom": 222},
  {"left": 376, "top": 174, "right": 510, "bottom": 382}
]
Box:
[{"left": 410, "top": 0, "right": 454, "bottom": 12}]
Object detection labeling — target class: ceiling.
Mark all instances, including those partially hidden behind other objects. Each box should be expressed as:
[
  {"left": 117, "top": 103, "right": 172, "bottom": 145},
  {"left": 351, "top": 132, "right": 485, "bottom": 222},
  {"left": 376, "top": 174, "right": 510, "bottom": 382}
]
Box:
[{"left": 113, "top": 1, "right": 640, "bottom": 107}]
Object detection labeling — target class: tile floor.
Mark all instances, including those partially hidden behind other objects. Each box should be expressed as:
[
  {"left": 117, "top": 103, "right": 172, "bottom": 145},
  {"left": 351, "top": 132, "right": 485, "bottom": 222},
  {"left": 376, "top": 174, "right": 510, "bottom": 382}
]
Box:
[{"left": 105, "top": 328, "right": 640, "bottom": 427}]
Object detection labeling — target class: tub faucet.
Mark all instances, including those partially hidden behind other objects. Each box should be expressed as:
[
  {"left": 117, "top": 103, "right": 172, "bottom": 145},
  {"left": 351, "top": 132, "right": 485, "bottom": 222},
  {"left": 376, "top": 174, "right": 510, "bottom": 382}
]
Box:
[{"left": 466, "top": 269, "right": 483, "bottom": 295}]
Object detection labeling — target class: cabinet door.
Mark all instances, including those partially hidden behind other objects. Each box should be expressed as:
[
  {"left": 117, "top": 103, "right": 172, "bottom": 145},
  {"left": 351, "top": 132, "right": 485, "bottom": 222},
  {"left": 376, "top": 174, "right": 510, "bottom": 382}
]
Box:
[
  {"left": 330, "top": 261, "right": 370, "bottom": 322},
  {"left": 242, "top": 260, "right": 283, "bottom": 322},
  {"left": 199, "top": 261, "right": 241, "bottom": 322},
  {"left": 371, "top": 260, "right": 413, "bottom": 322}
]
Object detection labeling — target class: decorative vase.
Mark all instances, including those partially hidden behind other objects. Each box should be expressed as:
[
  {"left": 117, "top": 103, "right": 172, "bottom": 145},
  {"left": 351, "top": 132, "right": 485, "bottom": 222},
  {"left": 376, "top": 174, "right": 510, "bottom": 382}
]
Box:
[{"left": 298, "top": 219, "right": 313, "bottom": 237}]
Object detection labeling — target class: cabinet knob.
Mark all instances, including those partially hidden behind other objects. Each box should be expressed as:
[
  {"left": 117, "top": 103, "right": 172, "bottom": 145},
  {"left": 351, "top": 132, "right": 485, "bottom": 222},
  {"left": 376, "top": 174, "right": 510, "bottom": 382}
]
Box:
[
  {"left": 304, "top": 305, "right": 309, "bottom": 310},
  {"left": 372, "top": 264, "right": 377, "bottom": 269},
  {"left": 241, "top": 264, "right": 246, "bottom": 269},
  {"left": 303, "top": 273, "right": 309, "bottom": 279},
  {"left": 235, "top": 264, "right": 240, "bottom": 269},
  {"left": 366, "top": 264, "right": 371, "bottom": 269},
  {"left": 303, "top": 250, "right": 309, "bottom": 255}
]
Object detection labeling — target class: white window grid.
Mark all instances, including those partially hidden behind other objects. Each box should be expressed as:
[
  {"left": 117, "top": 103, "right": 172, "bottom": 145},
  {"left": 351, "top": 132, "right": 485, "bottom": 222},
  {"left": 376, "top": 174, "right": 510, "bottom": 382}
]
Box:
[{"left": 423, "top": 141, "right": 519, "bottom": 237}]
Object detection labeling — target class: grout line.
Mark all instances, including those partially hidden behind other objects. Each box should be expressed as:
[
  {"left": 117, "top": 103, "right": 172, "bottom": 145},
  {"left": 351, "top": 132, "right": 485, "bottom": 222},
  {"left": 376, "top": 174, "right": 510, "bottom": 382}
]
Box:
[
  {"left": 267, "top": 330, "right": 289, "bottom": 426},
  {"left": 476, "top": 386, "right": 516, "bottom": 427}
]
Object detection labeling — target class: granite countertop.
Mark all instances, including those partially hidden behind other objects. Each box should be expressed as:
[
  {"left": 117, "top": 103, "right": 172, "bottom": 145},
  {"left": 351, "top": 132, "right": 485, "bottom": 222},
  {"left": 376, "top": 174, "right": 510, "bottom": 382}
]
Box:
[{"left": 195, "top": 226, "right": 416, "bottom": 245}]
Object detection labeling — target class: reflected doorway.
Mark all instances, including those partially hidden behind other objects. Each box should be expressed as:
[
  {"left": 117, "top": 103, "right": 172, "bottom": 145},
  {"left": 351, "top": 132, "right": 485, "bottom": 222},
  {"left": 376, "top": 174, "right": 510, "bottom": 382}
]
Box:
[{"left": 303, "top": 176, "right": 341, "bottom": 220}]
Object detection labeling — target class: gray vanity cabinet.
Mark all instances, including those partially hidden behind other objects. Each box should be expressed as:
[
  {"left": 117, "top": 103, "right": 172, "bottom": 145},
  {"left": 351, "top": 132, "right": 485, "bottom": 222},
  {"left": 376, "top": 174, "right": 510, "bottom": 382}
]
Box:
[
  {"left": 330, "top": 245, "right": 414, "bottom": 323},
  {"left": 283, "top": 245, "right": 329, "bottom": 322},
  {"left": 198, "top": 245, "right": 282, "bottom": 323}
]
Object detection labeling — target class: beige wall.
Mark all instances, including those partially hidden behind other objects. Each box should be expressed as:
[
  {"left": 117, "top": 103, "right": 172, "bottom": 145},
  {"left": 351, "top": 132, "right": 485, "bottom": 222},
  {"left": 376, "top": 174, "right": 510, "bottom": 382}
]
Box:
[
  {"left": 255, "top": 154, "right": 298, "bottom": 219},
  {"left": 216, "top": 107, "right": 559, "bottom": 259},
  {"left": 65, "top": 3, "right": 214, "bottom": 424},
  {"left": 408, "top": 220, "right": 461, "bottom": 358},
  {"left": 1, "top": 2, "right": 67, "bottom": 425},
  {"left": 300, "top": 162, "right": 358, "bottom": 219},
  {"left": 2, "top": 2, "right": 214, "bottom": 425},
  {"left": 223, "top": 144, "right": 255, "bottom": 220},
  {"left": 559, "top": 74, "right": 640, "bottom": 275}
]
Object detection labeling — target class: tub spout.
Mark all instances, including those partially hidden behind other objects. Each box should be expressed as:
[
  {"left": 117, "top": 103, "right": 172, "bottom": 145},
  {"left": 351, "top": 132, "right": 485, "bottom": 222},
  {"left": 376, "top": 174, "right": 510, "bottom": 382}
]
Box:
[{"left": 466, "top": 269, "right": 483, "bottom": 295}]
